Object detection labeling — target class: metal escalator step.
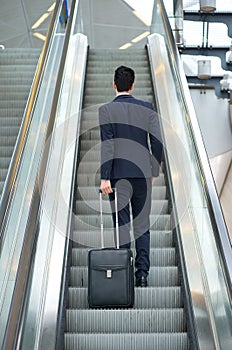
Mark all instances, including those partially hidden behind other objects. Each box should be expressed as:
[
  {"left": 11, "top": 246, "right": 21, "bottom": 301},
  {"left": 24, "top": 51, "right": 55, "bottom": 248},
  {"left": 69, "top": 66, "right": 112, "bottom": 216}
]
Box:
[
  {"left": 74, "top": 214, "right": 170, "bottom": 231},
  {"left": 88, "top": 53, "right": 147, "bottom": 60},
  {"left": 85, "top": 80, "right": 152, "bottom": 89},
  {"left": 0, "top": 65, "right": 37, "bottom": 72},
  {"left": 0, "top": 71, "right": 35, "bottom": 79},
  {"left": 0, "top": 58, "right": 39, "bottom": 65},
  {"left": 80, "top": 128, "right": 100, "bottom": 140},
  {"left": 0, "top": 100, "right": 27, "bottom": 109},
  {"left": 86, "top": 67, "right": 150, "bottom": 74},
  {"left": 79, "top": 139, "right": 100, "bottom": 149},
  {"left": 71, "top": 248, "right": 176, "bottom": 267},
  {"left": 83, "top": 95, "right": 115, "bottom": 105},
  {"left": 0, "top": 85, "right": 31, "bottom": 93},
  {"left": 86, "top": 73, "right": 152, "bottom": 81},
  {"left": 0, "top": 169, "right": 8, "bottom": 179},
  {"left": 0, "top": 116, "right": 22, "bottom": 126},
  {"left": 76, "top": 173, "right": 165, "bottom": 187},
  {"left": 84, "top": 87, "right": 153, "bottom": 96},
  {"left": 67, "top": 286, "right": 183, "bottom": 309},
  {"left": 72, "top": 230, "right": 173, "bottom": 249},
  {"left": 0, "top": 91, "right": 30, "bottom": 101},
  {"left": 69, "top": 266, "right": 179, "bottom": 288},
  {"left": 0, "top": 126, "right": 21, "bottom": 136},
  {"left": 0, "top": 181, "right": 4, "bottom": 192},
  {"left": 0, "top": 77, "right": 35, "bottom": 85},
  {"left": 84, "top": 98, "right": 154, "bottom": 107},
  {"left": 65, "top": 332, "right": 188, "bottom": 350},
  {"left": 0, "top": 136, "right": 17, "bottom": 146},
  {"left": 77, "top": 161, "right": 100, "bottom": 173},
  {"left": 66, "top": 308, "right": 186, "bottom": 333},
  {"left": 0, "top": 147, "right": 14, "bottom": 157},
  {"left": 0, "top": 158, "right": 11, "bottom": 169},
  {"left": 76, "top": 186, "right": 167, "bottom": 200},
  {"left": 75, "top": 199, "right": 169, "bottom": 215}
]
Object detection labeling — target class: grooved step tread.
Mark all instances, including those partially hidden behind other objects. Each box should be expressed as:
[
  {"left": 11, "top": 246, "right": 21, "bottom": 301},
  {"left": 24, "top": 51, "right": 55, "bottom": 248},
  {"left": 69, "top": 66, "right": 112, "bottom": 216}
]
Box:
[
  {"left": 65, "top": 333, "right": 188, "bottom": 350},
  {"left": 71, "top": 229, "right": 173, "bottom": 249},
  {"left": 71, "top": 248, "right": 176, "bottom": 267},
  {"left": 75, "top": 199, "right": 169, "bottom": 215},
  {"left": 69, "top": 266, "right": 179, "bottom": 288},
  {"left": 67, "top": 286, "right": 183, "bottom": 309},
  {"left": 76, "top": 185, "right": 167, "bottom": 200},
  {"left": 66, "top": 309, "right": 186, "bottom": 333}
]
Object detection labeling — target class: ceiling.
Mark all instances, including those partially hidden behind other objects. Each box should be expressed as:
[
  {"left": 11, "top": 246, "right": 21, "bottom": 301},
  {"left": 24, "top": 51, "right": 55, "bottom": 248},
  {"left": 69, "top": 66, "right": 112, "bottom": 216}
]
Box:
[
  {"left": 1, "top": 0, "right": 232, "bottom": 50},
  {"left": 0, "top": 0, "right": 54, "bottom": 48},
  {"left": 0, "top": 0, "right": 152, "bottom": 49}
]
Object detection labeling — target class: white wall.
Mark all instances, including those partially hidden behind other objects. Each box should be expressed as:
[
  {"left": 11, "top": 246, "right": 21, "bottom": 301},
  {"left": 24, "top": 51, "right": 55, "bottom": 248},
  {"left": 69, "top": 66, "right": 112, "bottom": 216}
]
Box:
[{"left": 190, "top": 88, "right": 232, "bottom": 158}]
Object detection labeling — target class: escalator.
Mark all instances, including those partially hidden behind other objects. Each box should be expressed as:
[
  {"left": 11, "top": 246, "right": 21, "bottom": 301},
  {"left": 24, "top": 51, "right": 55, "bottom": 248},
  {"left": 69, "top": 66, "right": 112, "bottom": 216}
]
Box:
[
  {"left": 1, "top": 0, "right": 232, "bottom": 349},
  {"left": 64, "top": 49, "right": 189, "bottom": 349},
  {"left": 0, "top": 48, "right": 40, "bottom": 198}
]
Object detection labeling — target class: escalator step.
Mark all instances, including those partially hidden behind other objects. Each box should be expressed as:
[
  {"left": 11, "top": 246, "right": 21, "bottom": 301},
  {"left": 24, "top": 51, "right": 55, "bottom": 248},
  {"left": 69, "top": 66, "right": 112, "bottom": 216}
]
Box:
[
  {"left": 0, "top": 158, "right": 11, "bottom": 169},
  {"left": 0, "top": 92, "right": 32, "bottom": 101},
  {"left": 0, "top": 85, "right": 32, "bottom": 93},
  {"left": 74, "top": 214, "right": 171, "bottom": 231},
  {"left": 67, "top": 286, "right": 183, "bottom": 309},
  {"left": 71, "top": 248, "right": 176, "bottom": 267},
  {"left": 0, "top": 147, "right": 14, "bottom": 157},
  {"left": 72, "top": 230, "right": 173, "bottom": 249},
  {"left": 76, "top": 185, "right": 167, "bottom": 200},
  {"left": 69, "top": 266, "right": 179, "bottom": 288},
  {"left": 65, "top": 332, "right": 188, "bottom": 350},
  {"left": 0, "top": 116, "right": 22, "bottom": 126},
  {"left": 0, "top": 136, "right": 17, "bottom": 146},
  {"left": 0, "top": 65, "right": 37, "bottom": 72},
  {"left": 0, "top": 126, "right": 23, "bottom": 136},
  {"left": 75, "top": 199, "right": 169, "bottom": 215},
  {"left": 76, "top": 172, "right": 166, "bottom": 187},
  {"left": 66, "top": 309, "right": 186, "bottom": 333},
  {"left": 0, "top": 100, "right": 28, "bottom": 109}
]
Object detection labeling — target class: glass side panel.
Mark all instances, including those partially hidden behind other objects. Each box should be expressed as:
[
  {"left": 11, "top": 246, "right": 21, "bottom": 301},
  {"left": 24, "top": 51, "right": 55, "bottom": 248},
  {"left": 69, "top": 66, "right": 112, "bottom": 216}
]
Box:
[{"left": 0, "top": 3, "right": 65, "bottom": 347}]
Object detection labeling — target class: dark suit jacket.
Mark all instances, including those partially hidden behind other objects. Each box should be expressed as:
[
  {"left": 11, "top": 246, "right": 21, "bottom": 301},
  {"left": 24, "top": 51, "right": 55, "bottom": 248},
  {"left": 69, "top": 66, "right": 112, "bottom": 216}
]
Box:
[{"left": 99, "top": 94, "right": 163, "bottom": 180}]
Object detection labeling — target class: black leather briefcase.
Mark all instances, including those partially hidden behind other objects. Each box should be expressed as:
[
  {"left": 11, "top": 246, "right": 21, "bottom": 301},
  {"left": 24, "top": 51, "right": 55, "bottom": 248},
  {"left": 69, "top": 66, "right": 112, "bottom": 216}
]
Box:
[{"left": 88, "top": 189, "right": 134, "bottom": 308}]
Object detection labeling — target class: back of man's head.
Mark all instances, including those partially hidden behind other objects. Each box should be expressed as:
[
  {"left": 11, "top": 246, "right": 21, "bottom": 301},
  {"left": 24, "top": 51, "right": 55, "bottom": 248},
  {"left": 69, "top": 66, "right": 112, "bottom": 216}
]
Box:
[{"left": 114, "top": 66, "right": 135, "bottom": 92}]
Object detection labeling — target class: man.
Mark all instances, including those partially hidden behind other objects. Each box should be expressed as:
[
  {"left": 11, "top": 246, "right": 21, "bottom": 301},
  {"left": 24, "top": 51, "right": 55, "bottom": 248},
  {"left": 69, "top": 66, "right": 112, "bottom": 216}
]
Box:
[{"left": 99, "top": 66, "right": 163, "bottom": 287}]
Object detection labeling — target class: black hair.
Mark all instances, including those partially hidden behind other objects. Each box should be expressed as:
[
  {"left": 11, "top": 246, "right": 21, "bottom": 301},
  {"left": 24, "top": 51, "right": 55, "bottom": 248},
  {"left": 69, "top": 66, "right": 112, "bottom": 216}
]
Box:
[{"left": 114, "top": 66, "right": 135, "bottom": 92}]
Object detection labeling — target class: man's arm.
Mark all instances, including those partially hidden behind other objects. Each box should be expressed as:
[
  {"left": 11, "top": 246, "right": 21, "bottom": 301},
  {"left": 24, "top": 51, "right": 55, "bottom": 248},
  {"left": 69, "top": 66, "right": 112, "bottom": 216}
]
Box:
[
  {"left": 99, "top": 105, "right": 114, "bottom": 194},
  {"left": 149, "top": 110, "right": 163, "bottom": 178}
]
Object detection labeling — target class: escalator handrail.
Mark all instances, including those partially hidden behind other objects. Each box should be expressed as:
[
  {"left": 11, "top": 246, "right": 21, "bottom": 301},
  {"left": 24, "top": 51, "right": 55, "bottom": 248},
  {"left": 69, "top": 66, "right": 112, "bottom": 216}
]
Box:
[
  {"left": 152, "top": 0, "right": 232, "bottom": 295},
  {"left": 0, "top": 0, "right": 63, "bottom": 240}
]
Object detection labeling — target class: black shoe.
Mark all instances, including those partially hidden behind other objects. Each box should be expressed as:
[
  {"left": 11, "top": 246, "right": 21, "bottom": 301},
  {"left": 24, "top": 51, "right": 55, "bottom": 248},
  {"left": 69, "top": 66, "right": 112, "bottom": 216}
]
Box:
[{"left": 136, "top": 276, "right": 148, "bottom": 287}]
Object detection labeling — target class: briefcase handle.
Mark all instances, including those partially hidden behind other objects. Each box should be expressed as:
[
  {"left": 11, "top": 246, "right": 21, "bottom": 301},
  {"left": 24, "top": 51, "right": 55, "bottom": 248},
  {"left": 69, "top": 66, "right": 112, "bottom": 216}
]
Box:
[{"left": 99, "top": 188, "right": 119, "bottom": 249}]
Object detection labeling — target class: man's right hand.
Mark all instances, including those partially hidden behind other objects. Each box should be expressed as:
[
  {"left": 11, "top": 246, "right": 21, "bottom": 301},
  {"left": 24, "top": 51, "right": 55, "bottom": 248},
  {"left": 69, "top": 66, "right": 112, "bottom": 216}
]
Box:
[{"left": 100, "top": 179, "right": 113, "bottom": 195}]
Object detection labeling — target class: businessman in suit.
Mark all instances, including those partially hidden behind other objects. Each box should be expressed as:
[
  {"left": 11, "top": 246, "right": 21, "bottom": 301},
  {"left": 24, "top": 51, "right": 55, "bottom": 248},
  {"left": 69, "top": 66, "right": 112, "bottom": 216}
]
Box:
[{"left": 99, "top": 66, "right": 163, "bottom": 287}]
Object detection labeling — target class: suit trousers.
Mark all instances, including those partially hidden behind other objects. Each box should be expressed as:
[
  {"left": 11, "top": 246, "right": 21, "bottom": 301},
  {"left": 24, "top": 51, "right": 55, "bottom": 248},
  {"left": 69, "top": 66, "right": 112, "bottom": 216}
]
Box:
[{"left": 109, "top": 178, "right": 152, "bottom": 278}]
